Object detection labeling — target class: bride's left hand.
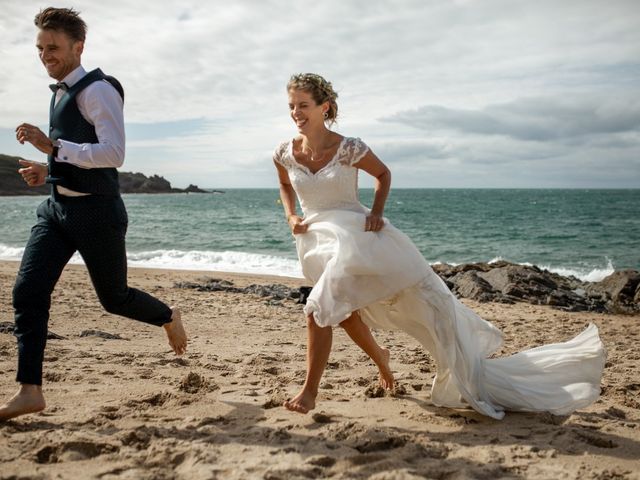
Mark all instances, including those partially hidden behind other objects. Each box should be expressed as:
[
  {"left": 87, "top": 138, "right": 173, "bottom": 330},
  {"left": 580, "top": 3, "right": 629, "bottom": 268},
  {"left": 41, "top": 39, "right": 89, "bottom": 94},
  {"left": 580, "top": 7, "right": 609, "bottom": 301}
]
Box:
[
  {"left": 365, "top": 213, "right": 384, "bottom": 232},
  {"left": 288, "top": 214, "right": 309, "bottom": 235}
]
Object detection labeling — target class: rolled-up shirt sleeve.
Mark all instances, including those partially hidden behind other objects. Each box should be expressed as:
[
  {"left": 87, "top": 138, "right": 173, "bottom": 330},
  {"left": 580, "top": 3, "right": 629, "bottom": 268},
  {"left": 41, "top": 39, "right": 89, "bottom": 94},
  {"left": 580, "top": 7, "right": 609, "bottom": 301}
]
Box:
[{"left": 55, "top": 80, "right": 125, "bottom": 169}]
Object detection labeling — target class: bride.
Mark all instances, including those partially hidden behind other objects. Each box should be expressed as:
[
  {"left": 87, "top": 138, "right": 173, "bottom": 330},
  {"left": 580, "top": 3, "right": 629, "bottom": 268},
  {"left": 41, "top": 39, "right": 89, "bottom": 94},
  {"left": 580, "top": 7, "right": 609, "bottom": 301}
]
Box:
[{"left": 272, "top": 73, "right": 605, "bottom": 419}]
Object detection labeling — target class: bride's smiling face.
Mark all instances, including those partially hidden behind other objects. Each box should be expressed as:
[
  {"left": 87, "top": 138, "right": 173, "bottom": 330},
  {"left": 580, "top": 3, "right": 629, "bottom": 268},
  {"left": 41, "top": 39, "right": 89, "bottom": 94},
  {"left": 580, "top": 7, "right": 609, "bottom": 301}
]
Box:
[{"left": 288, "top": 89, "right": 327, "bottom": 132}]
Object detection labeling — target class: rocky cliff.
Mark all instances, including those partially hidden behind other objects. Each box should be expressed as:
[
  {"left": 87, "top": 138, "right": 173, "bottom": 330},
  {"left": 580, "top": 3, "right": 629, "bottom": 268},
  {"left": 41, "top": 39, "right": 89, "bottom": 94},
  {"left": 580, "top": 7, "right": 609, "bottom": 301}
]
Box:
[{"left": 0, "top": 154, "right": 209, "bottom": 195}]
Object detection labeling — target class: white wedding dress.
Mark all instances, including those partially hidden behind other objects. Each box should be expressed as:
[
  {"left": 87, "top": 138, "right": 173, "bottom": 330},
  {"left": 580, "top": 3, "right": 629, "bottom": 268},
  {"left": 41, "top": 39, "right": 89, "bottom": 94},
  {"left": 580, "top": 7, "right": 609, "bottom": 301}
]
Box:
[{"left": 273, "top": 136, "right": 605, "bottom": 420}]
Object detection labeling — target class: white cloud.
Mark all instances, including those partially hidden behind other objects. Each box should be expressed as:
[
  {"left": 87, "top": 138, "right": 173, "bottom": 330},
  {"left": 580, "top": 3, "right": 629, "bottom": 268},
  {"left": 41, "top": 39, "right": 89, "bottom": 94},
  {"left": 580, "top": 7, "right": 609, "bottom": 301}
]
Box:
[
  {"left": 382, "top": 95, "right": 640, "bottom": 141},
  {"left": 1, "top": 0, "right": 639, "bottom": 188}
]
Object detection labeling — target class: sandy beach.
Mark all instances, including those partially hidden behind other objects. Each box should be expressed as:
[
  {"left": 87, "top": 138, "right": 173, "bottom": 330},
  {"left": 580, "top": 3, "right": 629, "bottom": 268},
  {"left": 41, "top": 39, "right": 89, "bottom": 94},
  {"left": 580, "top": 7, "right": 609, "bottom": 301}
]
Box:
[{"left": 0, "top": 259, "right": 638, "bottom": 479}]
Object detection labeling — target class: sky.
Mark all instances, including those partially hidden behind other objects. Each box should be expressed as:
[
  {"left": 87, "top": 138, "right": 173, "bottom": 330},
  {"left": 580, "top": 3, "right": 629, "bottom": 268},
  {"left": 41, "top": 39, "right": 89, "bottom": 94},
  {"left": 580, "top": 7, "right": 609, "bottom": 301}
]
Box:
[{"left": 0, "top": 0, "right": 639, "bottom": 189}]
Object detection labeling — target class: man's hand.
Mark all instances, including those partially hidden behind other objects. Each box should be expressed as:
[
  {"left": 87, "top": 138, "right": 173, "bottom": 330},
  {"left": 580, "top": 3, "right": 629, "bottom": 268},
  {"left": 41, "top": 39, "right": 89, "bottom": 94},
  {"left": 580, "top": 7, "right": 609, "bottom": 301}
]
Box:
[
  {"left": 15, "top": 123, "right": 54, "bottom": 155},
  {"left": 18, "top": 160, "right": 47, "bottom": 187}
]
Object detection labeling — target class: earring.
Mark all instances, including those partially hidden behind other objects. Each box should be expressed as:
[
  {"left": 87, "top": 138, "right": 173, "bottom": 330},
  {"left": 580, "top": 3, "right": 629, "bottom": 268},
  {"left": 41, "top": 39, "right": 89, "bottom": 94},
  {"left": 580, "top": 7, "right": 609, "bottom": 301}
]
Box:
[{"left": 323, "top": 112, "right": 328, "bottom": 119}]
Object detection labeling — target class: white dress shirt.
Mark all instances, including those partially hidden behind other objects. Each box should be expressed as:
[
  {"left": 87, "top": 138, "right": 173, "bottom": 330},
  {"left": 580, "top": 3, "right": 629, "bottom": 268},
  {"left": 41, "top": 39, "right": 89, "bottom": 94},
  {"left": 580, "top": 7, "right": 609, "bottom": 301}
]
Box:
[{"left": 53, "top": 65, "right": 126, "bottom": 170}]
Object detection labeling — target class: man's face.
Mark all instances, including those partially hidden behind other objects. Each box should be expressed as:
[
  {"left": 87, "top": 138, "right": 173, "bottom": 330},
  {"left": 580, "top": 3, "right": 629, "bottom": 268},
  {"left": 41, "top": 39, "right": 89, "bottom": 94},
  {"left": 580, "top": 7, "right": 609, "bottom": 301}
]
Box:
[{"left": 36, "top": 29, "right": 83, "bottom": 81}]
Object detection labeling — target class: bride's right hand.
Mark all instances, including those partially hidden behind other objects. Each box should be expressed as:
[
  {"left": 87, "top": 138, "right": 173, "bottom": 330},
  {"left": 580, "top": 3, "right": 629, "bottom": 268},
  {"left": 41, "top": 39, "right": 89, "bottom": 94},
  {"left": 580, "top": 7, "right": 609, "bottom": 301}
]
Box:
[{"left": 287, "top": 214, "right": 308, "bottom": 234}]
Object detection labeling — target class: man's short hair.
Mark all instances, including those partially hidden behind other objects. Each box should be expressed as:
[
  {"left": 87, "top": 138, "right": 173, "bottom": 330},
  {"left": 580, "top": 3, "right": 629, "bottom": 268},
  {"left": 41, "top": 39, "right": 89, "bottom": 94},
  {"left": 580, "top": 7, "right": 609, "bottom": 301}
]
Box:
[{"left": 34, "top": 7, "right": 87, "bottom": 42}]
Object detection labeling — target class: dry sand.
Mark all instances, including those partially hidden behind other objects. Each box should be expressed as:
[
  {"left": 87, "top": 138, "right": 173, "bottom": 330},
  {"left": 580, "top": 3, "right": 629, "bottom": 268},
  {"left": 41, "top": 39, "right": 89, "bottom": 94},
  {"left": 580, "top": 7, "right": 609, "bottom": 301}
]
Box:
[{"left": 0, "top": 260, "right": 638, "bottom": 479}]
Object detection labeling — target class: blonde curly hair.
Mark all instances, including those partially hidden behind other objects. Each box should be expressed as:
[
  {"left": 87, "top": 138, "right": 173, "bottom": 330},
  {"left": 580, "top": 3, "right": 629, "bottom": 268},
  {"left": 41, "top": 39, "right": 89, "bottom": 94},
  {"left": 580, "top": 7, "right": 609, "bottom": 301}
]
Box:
[{"left": 287, "top": 73, "right": 338, "bottom": 125}]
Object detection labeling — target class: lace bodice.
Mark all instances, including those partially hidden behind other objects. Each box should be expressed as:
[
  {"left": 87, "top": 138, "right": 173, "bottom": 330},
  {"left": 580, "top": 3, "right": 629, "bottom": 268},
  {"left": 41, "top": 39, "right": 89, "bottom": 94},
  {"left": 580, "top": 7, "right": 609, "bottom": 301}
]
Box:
[{"left": 273, "top": 136, "right": 369, "bottom": 214}]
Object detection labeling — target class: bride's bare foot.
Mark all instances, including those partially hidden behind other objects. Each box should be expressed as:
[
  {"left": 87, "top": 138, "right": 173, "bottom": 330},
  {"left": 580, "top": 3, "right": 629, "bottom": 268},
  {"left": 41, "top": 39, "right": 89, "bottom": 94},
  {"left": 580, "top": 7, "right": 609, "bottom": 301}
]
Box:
[
  {"left": 163, "top": 307, "right": 187, "bottom": 355},
  {"left": 377, "top": 348, "right": 394, "bottom": 390},
  {"left": 0, "top": 385, "right": 46, "bottom": 421},
  {"left": 283, "top": 389, "right": 317, "bottom": 414}
]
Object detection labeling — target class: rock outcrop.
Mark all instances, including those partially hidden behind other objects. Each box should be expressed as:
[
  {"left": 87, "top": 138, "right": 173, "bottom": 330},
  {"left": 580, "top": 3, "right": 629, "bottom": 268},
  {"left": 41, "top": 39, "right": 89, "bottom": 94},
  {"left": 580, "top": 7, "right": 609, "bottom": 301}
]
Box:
[
  {"left": 176, "top": 263, "right": 639, "bottom": 314},
  {"left": 118, "top": 172, "right": 209, "bottom": 194},
  {"left": 175, "top": 279, "right": 310, "bottom": 305},
  {"left": 0, "top": 153, "right": 212, "bottom": 195},
  {"left": 433, "top": 261, "right": 639, "bottom": 314}
]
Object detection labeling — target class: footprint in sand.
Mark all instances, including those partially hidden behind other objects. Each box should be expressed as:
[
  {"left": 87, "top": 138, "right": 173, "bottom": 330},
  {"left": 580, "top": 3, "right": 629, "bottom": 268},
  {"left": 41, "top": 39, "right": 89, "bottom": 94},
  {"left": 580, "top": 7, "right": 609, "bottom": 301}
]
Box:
[
  {"left": 125, "top": 392, "right": 172, "bottom": 409},
  {"left": 263, "top": 466, "right": 323, "bottom": 479},
  {"left": 96, "top": 405, "right": 123, "bottom": 421},
  {"left": 43, "top": 371, "right": 65, "bottom": 382},
  {"left": 262, "top": 394, "right": 286, "bottom": 409},
  {"left": 153, "top": 357, "right": 190, "bottom": 367},
  {"left": 368, "top": 469, "right": 426, "bottom": 480},
  {"left": 195, "top": 416, "right": 232, "bottom": 427},
  {"left": 324, "top": 421, "right": 366, "bottom": 442},
  {"left": 364, "top": 384, "right": 386, "bottom": 398},
  {"left": 574, "top": 430, "right": 619, "bottom": 449},
  {"left": 119, "top": 428, "right": 153, "bottom": 449},
  {"left": 345, "top": 452, "right": 388, "bottom": 466},
  {"left": 364, "top": 381, "right": 407, "bottom": 398},
  {"left": 605, "top": 406, "right": 627, "bottom": 419},
  {"left": 178, "top": 371, "right": 218, "bottom": 394},
  {"left": 305, "top": 455, "right": 336, "bottom": 467},
  {"left": 35, "top": 441, "right": 119, "bottom": 463},
  {"left": 355, "top": 434, "right": 407, "bottom": 453},
  {"left": 311, "top": 412, "right": 333, "bottom": 424}
]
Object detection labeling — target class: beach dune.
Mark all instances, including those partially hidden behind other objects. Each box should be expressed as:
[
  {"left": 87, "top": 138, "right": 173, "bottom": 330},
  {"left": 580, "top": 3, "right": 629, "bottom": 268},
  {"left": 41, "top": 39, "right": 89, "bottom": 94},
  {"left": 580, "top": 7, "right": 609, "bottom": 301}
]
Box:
[{"left": 0, "top": 260, "right": 638, "bottom": 479}]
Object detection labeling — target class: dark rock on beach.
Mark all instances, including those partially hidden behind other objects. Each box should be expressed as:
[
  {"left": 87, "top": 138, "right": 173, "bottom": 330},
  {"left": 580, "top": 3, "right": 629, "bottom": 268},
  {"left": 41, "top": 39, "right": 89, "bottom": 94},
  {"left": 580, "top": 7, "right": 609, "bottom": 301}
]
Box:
[
  {"left": 175, "top": 279, "right": 310, "bottom": 304},
  {"left": 176, "top": 262, "right": 639, "bottom": 314},
  {"left": 586, "top": 270, "right": 640, "bottom": 314},
  {"left": 79, "top": 330, "right": 126, "bottom": 340},
  {"left": 433, "top": 261, "right": 640, "bottom": 314}
]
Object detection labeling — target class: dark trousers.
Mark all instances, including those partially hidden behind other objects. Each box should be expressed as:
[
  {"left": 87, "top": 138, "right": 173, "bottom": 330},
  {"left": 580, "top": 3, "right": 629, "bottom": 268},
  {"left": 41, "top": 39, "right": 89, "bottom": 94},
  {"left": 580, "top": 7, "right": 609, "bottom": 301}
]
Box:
[{"left": 13, "top": 194, "right": 172, "bottom": 385}]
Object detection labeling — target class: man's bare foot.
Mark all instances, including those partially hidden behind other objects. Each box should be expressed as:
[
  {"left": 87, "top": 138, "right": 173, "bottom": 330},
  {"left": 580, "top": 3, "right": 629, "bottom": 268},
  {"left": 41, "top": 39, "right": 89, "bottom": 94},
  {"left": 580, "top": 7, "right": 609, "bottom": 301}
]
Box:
[
  {"left": 163, "top": 307, "right": 187, "bottom": 355},
  {"left": 377, "top": 348, "right": 394, "bottom": 390},
  {"left": 283, "top": 389, "right": 317, "bottom": 414},
  {"left": 0, "top": 385, "right": 46, "bottom": 421}
]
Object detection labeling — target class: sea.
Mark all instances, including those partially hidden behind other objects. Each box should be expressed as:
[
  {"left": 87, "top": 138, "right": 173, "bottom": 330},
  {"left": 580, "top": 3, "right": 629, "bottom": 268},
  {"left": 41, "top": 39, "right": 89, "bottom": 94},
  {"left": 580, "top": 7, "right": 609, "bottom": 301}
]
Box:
[{"left": 1, "top": 189, "right": 638, "bottom": 283}]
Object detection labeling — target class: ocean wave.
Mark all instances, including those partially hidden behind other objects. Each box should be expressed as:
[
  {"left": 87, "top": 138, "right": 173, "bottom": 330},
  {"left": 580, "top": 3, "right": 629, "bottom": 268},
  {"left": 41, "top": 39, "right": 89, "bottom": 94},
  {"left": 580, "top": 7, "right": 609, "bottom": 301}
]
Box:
[
  {"left": 126, "top": 249, "right": 304, "bottom": 277},
  {"left": 540, "top": 260, "right": 615, "bottom": 283},
  {"left": 0, "top": 245, "right": 303, "bottom": 278},
  {"left": 0, "top": 245, "right": 24, "bottom": 260},
  {"left": 488, "top": 256, "right": 615, "bottom": 283},
  {"left": 0, "top": 244, "right": 618, "bottom": 282}
]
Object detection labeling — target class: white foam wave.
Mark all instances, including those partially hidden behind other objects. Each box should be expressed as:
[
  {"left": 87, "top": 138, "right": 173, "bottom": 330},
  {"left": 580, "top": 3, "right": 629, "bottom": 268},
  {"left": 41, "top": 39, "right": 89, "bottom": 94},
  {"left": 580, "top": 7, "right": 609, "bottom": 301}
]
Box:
[
  {"left": 0, "top": 244, "right": 303, "bottom": 278},
  {"left": 541, "top": 260, "right": 615, "bottom": 283},
  {"left": 126, "top": 249, "right": 304, "bottom": 277},
  {"left": 0, "top": 244, "right": 617, "bottom": 282},
  {"left": 490, "top": 256, "right": 615, "bottom": 282},
  {"left": 0, "top": 245, "right": 25, "bottom": 260},
  {"left": 431, "top": 256, "right": 616, "bottom": 283}
]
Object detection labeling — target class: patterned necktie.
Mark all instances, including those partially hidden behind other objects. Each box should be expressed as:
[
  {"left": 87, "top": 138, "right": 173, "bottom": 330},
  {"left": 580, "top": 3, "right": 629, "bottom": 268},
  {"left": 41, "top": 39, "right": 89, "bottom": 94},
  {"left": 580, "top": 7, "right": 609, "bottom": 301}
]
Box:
[{"left": 49, "top": 82, "right": 69, "bottom": 93}]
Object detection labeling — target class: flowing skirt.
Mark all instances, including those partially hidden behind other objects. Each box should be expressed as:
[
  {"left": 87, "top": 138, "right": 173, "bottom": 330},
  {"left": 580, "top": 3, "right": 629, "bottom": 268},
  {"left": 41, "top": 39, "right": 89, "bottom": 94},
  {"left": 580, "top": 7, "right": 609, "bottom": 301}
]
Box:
[{"left": 296, "top": 209, "right": 606, "bottom": 420}]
